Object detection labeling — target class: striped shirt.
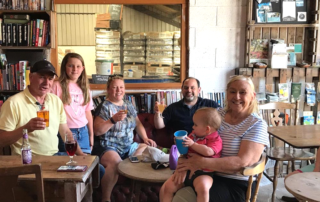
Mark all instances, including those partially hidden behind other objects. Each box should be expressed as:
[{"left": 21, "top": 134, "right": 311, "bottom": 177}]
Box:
[
  {"left": 216, "top": 108, "right": 269, "bottom": 180},
  {"left": 97, "top": 100, "right": 137, "bottom": 155}
]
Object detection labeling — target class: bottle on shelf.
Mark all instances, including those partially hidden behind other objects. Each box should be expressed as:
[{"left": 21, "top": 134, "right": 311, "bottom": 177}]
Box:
[{"left": 21, "top": 129, "right": 32, "bottom": 164}]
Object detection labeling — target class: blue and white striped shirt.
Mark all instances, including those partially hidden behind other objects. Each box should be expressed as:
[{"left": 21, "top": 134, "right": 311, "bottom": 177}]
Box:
[{"left": 216, "top": 108, "right": 269, "bottom": 180}]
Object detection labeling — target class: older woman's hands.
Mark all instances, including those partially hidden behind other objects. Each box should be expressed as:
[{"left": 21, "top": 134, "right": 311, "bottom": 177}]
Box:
[
  {"left": 112, "top": 111, "right": 127, "bottom": 122},
  {"left": 176, "top": 153, "right": 204, "bottom": 179},
  {"left": 172, "top": 170, "right": 187, "bottom": 184},
  {"left": 144, "top": 138, "right": 157, "bottom": 147}
]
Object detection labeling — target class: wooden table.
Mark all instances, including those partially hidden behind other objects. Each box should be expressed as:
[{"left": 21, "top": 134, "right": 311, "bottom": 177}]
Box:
[
  {"left": 285, "top": 172, "right": 320, "bottom": 202},
  {"left": 0, "top": 155, "right": 99, "bottom": 202},
  {"left": 118, "top": 157, "right": 173, "bottom": 202},
  {"left": 268, "top": 125, "right": 320, "bottom": 148}
]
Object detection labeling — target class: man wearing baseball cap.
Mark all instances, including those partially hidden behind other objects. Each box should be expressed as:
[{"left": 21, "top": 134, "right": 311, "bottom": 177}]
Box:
[{"left": 0, "top": 60, "right": 86, "bottom": 156}]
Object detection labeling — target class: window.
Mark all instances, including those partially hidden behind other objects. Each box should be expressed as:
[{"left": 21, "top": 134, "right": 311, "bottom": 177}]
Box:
[{"left": 53, "top": 0, "right": 188, "bottom": 90}]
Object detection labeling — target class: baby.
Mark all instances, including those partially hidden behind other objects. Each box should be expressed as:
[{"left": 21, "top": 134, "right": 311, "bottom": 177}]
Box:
[{"left": 160, "top": 107, "right": 222, "bottom": 202}]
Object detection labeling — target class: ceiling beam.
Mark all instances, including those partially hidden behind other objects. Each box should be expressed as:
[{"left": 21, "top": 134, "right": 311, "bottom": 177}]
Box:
[
  {"left": 165, "top": 5, "right": 181, "bottom": 11},
  {"left": 126, "top": 5, "right": 181, "bottom": 28}
]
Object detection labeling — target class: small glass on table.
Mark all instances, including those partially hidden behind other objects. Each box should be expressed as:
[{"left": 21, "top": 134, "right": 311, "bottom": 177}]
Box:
[{"left": 65, "top": 133, "right": 78, "bottom": 165}]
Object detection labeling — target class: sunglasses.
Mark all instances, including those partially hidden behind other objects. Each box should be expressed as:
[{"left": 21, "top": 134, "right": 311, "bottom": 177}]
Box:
[{"left": 108, "top": 74, "right": 124, "bottom": 79}]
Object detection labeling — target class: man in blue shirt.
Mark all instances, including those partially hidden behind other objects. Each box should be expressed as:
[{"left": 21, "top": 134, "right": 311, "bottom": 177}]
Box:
[{"left": 154, "top": 77, "right": 219, "bottom": 135}]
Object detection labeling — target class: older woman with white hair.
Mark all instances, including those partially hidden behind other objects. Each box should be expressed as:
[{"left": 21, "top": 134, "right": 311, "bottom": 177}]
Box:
[{"left": 172, "top": 75, "right": 269, "bottom": 202}]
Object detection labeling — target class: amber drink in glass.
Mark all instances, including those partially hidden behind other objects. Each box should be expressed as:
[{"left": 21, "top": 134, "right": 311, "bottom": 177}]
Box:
[{"left": 37, "top": 110, "right": 49, "bottom": 127}]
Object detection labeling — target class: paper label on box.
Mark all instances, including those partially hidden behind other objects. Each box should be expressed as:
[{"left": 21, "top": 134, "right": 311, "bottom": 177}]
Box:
[
  {"left": 156, "top": 68, "right": 163, "bottom": 73},
  {"left": 159, "top": 33, "right": 166, "bottom": 38},
  {"left": 131, "top": 66, "right": 139, "bottom": 71},
  {"left": 133, "top": 34, "right": 140, "bottom": 39}
]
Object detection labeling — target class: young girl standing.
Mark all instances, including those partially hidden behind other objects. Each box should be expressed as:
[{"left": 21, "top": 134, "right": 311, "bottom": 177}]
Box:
[{"left": 52, "top": 53, "right": 93, "bottom": 154}]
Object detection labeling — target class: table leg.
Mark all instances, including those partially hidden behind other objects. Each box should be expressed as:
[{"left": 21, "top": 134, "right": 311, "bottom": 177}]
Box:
[
  {"left": 82, "top": 176, "right": 93, "bottom": 202},
  {"left": 64, "top": 182, "right": 81, "bottom": 202}
]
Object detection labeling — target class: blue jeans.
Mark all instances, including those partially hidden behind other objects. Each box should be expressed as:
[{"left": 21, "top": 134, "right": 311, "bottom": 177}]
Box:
[{"left": 58, "top": 125, "right": 91, "bottom": 154}]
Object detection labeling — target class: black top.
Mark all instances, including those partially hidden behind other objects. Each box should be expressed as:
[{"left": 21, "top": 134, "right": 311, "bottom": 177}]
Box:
[{"left": 162, "top": 97, "right": 220, "bottom": 134}]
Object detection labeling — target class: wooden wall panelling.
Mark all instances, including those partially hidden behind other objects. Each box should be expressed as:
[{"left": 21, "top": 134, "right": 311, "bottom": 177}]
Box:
[
  {"left": 246, "top": 27, "right": 254, "bottom": 67},
  {"left": 266, "top": 69, "right": 279, "bottom": 93},
  {"left": 280, "top": 68, "right": 292, "bottom": 84},
  {"left": 253, "top": 27, "right": 262, "bottom": 39},
  {"left": 252, "top": 68, "right": 265, "bottom": 94},
  {"left": 293, "top": 67, "right": 306, "bottom": 116},
  {"left": 270, "top": 27, "right": 279, "bottom": 39},
  {"left": 279, "top": 27, "right": 287, "bottom": 44},
  {"left": 295, "top": 27, "right": 304, "bottom": 63}
]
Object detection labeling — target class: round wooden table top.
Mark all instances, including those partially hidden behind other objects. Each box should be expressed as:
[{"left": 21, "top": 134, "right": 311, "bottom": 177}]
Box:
[
  {"left": 118, "top": 157, "right": 173, "bottom": 183},
  {"left": 285, "top": 172, "right": 320, "bottom": 202}
]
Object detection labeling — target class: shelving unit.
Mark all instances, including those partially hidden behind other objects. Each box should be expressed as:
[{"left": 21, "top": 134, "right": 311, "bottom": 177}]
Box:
[
  {"left": 238, "top": 0, "right": 320, "bottom": 124},
  {"left": 245, "top": 0, "right": 320, "bottom": 67},
  {"left": 0, "top": 9, "right": 56, "bottom": 93}
]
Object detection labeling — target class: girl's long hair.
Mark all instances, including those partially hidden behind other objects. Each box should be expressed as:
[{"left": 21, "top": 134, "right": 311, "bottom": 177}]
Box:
[{"left": 59, "top": 53, "right": 90, "bottom": 106}]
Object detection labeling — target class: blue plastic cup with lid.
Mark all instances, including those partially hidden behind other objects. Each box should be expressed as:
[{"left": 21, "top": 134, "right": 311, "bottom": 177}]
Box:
[{"left": 174, "top": 130, "right": 188, "bottom": 155}]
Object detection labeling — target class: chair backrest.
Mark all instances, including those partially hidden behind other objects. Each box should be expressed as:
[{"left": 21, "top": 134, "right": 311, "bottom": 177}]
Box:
[
  {"left": 258, "top": 101, "right": 299, "bottom": 127},
  {"left": 0, "top": 164, "right": 45, "bottom": 202},
  {"left": 259, "top": 101, "right": 299, "bottom": 147},
  {"left": 241, "top": 153, "right": 267, "bottom": 202}
]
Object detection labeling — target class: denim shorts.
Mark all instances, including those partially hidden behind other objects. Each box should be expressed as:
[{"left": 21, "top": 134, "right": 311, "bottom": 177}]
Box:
[
  {"left": 91, "top": 140, "right": 139, "bottom": 160},
  {"left": 58, "top": 125, "right": 91, "bottom": 154}
]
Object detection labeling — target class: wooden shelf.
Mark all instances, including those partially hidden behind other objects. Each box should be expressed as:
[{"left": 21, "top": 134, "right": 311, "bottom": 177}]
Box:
[
  {"left": 248, "top": 24, "right": 319, "bottom": 28},
  {"left": 0, "top": 10, "right": 51, "bottom": 14}
]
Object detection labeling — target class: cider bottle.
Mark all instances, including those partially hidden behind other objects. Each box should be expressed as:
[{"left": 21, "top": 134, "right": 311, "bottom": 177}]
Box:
[{"left": 21, "top": 129, "right": 32, "bottom": 164}]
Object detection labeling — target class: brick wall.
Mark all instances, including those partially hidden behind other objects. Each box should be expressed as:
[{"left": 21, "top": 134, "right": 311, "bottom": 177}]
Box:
[{"left": 188, "top": 0, "right": 247, "bottom": 92}]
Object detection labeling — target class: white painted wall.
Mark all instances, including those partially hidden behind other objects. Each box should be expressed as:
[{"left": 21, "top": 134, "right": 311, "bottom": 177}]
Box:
[{"left": 188, "top": 0, "right": 247, "bottom": 92}]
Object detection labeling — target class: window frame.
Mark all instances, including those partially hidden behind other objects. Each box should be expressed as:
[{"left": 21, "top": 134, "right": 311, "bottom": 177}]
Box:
[{"left": 53, "top": 0, "right": 188, "bottom": 90}]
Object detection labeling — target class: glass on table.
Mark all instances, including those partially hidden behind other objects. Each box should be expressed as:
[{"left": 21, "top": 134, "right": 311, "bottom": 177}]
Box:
[{"left": 65, "top": 133, "right": 78, "bottom": 165}]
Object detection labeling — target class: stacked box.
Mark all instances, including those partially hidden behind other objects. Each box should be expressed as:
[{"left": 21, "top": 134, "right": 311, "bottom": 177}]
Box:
[
  {"left": 95, "top": 29, "right": 121, "bottom": 73},
  {"left": 173, "top": 31, "right": 181, "bottom": 68},
  {"left": 123, "top": 32, "right": 146, "bottom": 77},
  {"left": 145, "top": 31, "right": 174, "bottom": 76}
]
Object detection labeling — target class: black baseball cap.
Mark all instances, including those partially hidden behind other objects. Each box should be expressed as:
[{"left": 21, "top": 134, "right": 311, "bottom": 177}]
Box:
[{"left": 31, "top": 60, "right": 57, "bottom": 76}]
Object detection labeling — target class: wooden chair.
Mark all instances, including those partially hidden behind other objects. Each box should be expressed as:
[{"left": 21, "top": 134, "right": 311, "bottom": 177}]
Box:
[
  {"left": 0, "top": 164, "right": 45, "bottom": 202},
  {"left": 258, "top": 101, "right": 316, "bottom": 202},
  {"left": 241, "top": 153, "right": 266, "bottom": 202}
]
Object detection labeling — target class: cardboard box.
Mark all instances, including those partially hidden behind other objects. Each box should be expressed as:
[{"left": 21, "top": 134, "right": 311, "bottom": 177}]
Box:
[
  {"left": 146, "top": 31, "right": 173, "bottom": 39},
  {"left": 95, "top": 20, "right": 121, "bottom": 29},
  {"left": 96, "top": 13, "right": 111, "bottom": 21},
  {"left": 146, "top": 66, "right": 172, "bottom": 75}
]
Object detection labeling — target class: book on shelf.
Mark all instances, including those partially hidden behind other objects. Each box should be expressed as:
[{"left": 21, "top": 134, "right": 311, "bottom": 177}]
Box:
[{"left": 0, "top": 0, "right": 45, "bottom": 10}]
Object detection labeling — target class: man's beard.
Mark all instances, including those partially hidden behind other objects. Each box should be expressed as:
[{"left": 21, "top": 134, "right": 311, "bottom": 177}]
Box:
[{"left": 184, "top": 94, "right": 196, "bottom": 103}]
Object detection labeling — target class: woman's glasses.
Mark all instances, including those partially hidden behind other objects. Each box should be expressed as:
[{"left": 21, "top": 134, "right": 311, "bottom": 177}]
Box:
[{"left": 109, "top": 74, "right": 123, "bottom": 79}]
